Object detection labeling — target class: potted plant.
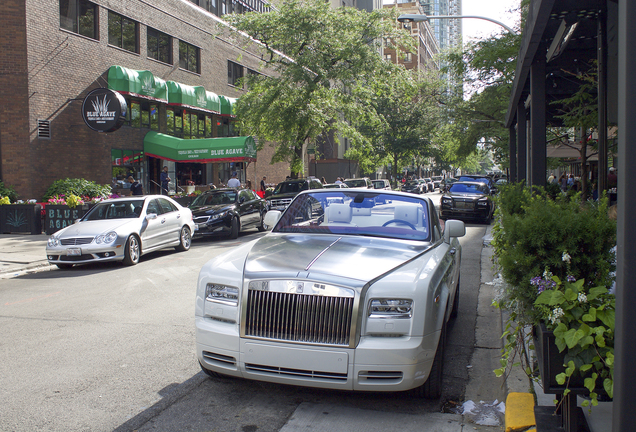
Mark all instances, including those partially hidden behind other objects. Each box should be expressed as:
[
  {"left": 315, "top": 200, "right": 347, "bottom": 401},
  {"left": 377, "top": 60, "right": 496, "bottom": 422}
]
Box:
[{"left": 492, "top": 184, "right": 616, "bottom": 410}]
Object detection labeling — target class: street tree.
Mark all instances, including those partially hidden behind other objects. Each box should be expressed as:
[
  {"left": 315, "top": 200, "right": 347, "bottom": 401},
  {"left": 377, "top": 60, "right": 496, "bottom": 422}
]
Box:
[
  {"left": 224, "top": 0, "right": 413, "bottom": 177},
  {"left": 348, "top": 68, "right": 443, "bottom": 187},
  {"left": 440, "top": 2, "right": 524, "bottom": 173}
]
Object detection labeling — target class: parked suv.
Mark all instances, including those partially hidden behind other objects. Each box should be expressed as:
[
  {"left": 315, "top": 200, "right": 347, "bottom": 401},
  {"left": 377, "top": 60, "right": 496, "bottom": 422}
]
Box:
[
  {"left": 344, "top": 177, "right": 373, "bottom": 189},
  {"left": 267, "top": 178, "right": 323, "bottom": 211},
  {"left": 371, "top": 179, "right": 391, "bottom": 190}
]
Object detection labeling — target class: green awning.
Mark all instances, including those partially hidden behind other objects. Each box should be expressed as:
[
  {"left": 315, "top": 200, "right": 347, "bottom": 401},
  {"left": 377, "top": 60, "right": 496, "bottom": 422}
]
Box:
[
  {"left": 107, "top": 66, "right": 168, "bottom": 102},
  {"left": 219, "top": 95, "right": 237, "bottom": 116},
  {"left": 144, "top": 131, "right": 257, "bottom": 163},
  {"left": 166, "top": 82, "right": 221, "bottom": 114}
]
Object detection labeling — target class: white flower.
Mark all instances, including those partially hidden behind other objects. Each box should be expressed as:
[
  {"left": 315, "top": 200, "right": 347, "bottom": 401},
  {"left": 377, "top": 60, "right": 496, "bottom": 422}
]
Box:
[
  {"left": 562, "top": 252, "right": 571, "bottom": 264},
  {"left": 543, "top": 269, "right": 553, "bottom": 280},
  {"left": 549, "top": 307, "right": 565, "bottom": 324},
  {"left": 578, "top": 293, "right": 587, "bottom": 303}
]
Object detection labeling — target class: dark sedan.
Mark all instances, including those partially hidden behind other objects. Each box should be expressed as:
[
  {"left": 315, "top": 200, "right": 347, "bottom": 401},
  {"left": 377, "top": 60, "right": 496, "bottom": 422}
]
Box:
[
  {"left": 401, "top": 180, "right": 423, "bottom": 194},
  {"left": 190, "top": 188, "right": 267, "bottom": 239},
  {"left": 440, "top": 181, "right": 494, "bottom": 224}
]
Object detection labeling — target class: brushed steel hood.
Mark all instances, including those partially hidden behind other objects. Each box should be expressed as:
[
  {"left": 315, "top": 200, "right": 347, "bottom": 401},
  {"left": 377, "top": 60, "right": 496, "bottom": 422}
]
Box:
[{"left": 244, "top": 234, "right": 429, "bottom": 283}]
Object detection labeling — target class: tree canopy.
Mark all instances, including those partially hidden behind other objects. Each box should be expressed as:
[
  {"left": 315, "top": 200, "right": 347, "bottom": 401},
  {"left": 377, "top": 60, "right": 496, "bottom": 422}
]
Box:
[{"left": 225, "top": 0, "right": 413, "bottom": 176}]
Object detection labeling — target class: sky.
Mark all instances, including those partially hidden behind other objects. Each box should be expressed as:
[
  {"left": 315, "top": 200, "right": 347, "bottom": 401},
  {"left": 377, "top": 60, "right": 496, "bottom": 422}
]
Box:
[{"left": 461, "top": 0, "right": 520, "bottom": 41}]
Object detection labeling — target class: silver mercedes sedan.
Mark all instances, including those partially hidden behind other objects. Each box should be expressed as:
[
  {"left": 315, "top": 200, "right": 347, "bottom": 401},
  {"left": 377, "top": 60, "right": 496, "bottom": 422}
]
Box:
[
  {"left": 46, "top": 195, "right": 194, "bottom": 269},
  {"left": 196, "top": 189, "right": 465, "bottom": 398}
]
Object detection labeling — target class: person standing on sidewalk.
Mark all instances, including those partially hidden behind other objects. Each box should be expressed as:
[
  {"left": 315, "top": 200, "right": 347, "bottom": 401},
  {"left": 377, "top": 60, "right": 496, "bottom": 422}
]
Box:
[
  {"left": 160, "top": 166, "right": 171, "bottom": 195},
  {"left": 128, "top": 176, "right": 143, "bottom": 195}
]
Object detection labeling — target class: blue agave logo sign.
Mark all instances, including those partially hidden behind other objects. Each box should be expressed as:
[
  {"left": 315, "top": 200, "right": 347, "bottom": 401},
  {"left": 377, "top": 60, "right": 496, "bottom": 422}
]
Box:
[
  {"left": 7, "top": 210, "right": 27, "bottom": 228},
  {"left": 82, "top": 88, "right": 127, "bottom": 132}
]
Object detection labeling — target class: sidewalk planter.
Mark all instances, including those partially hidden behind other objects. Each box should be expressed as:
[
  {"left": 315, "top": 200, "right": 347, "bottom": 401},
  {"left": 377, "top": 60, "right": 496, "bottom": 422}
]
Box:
[
  {"left": 45, "top": 204, "right": 91, "bottom": 235},
  {"left": 0, "top": 204, "right": 43, "bottom": 234}
]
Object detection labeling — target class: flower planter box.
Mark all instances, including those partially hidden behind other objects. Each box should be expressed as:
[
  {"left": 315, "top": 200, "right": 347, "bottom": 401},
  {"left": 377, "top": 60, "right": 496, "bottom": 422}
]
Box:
[
  {"left": 533, "top": 323, "right": 607, "bottom": 396},
  {"left": 0, "top": 204, "right": 42, "bottom": 234},
  {"left": 44, "top": 205, "right": 91, "bottom": 235}
]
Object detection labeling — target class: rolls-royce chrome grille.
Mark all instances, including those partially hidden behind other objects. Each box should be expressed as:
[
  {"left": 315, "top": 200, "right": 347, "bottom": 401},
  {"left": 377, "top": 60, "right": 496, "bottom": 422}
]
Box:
[{"left": 244, "top": 282, "right": 355, "bottom": 346}]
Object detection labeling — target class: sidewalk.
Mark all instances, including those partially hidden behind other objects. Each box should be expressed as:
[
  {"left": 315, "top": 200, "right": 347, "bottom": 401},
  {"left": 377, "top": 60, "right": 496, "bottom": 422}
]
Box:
[{"left": 0, "top": 233, "right": 51, "bottom": 277}]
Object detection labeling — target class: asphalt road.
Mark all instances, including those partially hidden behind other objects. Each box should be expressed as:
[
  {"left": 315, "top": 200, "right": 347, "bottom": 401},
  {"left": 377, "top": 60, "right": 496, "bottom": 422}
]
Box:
[{"left": 0, "top": 192, "right": 488, "bottom": 432}]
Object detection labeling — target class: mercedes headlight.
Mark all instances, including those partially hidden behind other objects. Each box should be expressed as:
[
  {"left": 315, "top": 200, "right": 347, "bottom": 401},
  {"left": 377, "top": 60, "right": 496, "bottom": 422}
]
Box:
[
  {"left": 211, "top": 211, "right": 228, "bottom": 221},
  {"left": 95, "top": 231, "right": 118, "bottom": 244},
  {"left": 368, "top": 299, "right": 413, "bottom": 318},
  {"left": 206, "top": 283, "right": 239, "bottom": 306},
  {"left": 47, "top": 236, "right": 60, "bottom": 247}
]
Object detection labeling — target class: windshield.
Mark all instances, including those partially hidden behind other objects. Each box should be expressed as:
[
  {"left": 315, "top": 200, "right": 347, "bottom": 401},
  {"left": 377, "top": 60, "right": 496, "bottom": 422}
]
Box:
[
  {"left": 272, "top": 191, "right": 431, "bottom": 242},
  {"left": 191, "top": 191, "right": 236, "bottom": 206},
  {"left": 450, "top": 183, "right": 488, "bottom": 194},
  {"left": 459, "top": 176, "right": 491, "bottom": 185},
  {"left": 83, "top": 200, "right": 144, "bottom": 220},
  {"left": 273, "top": 181, "right": 308, "bottom": 195},
  {"left": 344, "top": 179, "right": 368, "bottom": 188}
]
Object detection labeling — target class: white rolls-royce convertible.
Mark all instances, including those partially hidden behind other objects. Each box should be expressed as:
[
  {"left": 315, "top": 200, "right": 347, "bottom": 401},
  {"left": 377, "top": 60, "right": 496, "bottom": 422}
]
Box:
[{"left": 195, "top": 189, "right": 465, "bottom": 398}]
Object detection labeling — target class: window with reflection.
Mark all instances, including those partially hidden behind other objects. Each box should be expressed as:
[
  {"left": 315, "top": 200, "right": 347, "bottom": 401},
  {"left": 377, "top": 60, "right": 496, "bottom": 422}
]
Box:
[
  {"left": 59, "top": 0, "right": 98, "bottom": 39},
  {"left": 179, "top": 40, "right": 200, "bottom": 73},
  {"left": 147, "top": 27, "right": 171, "bottom": 64},
  {"left": 108, "top": 10, "right": 138, "bottom": 53}
]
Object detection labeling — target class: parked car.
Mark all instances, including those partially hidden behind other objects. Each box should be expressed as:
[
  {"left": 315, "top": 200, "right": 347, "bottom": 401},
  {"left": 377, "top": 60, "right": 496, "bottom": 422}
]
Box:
[
  {"left": 417, "top": 179, "right": 430, "bottom": 193},
  {"left": 46, "top": 195, "right": 194, "bottom": 269},
  {"left": 440, "top": 181, "right": 495, "bottom": 224},
  {"left": 323, "top": 183, "right": 349, "bottom": 189},
  {"left": 423, "top": 178, "right": 434, "bottom": 192},
  {"left": 190, "top": 188, "right": 267, "bottom": 239},
  {"left": 344, "top": 177, "right": 373, "bottom": 189},
  {"left": 196, "top": 189, "right": 465, "bottom": 398},
  {"left": 401, "top": 180, "right": 424, "bottom": 194},
  {"left": 371, "top": 179, "right": 391, "bottom": 190},
  {"left": 267, "top": 178, "right": 323, "bottom": 212},
  {"left": 431, "top": 176, "right": 443, "bottom": 190}
]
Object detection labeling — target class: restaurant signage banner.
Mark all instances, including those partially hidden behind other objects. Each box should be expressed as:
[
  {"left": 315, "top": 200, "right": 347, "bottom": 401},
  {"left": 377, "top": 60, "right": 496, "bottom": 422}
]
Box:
[{"left": 81, "top": 88, "right": 127, "bottom": 133}]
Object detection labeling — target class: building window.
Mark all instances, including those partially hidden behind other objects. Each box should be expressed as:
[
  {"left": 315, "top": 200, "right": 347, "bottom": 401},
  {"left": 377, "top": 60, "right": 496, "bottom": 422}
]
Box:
[
  {"left": 228, "top": 61, "right": 244, "bottom": 87},
  {"left": 112, "top": 149, "right": 143, "bottom": 188},
  {"left": 108, "top": 11, "right": 138, "bottom": 53},
  {"left": 404, "top": 52, "right": 412, "bottom": 62},
  {"left": 179, "top": 40, "right": 200, "bottom": 73},
  {"left": 125, "top": 98, "right": 158, "bottom": 130},
  {"left": 147, "top": 28, "right": 171, "bottom": 64},
  {"left": 59, "top": 0, "right": 98, "bottom": 39}
]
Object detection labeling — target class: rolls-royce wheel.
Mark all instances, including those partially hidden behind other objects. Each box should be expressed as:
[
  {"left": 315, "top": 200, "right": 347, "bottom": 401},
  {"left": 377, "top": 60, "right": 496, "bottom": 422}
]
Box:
[
  {"left": 122, "top": 235, "right": 140, "bottom": 266},
  {"left": 257, "top": 212, "right": 266, "bottom": 232},
  {"left": 450, "top": 276, "right": 460, "bottom": 319},
  {"left": 175, "top": 226, "right": 192, "bottom": 251},
  {"left": 416, "top": 324, "right": 446, "bottom": 399}
]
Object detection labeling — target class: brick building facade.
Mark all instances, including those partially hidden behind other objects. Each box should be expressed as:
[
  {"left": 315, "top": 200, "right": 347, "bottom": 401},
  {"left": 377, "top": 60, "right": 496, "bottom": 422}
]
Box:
[{"left": 0, "top": 0, "right": 291, "bottom": 201}]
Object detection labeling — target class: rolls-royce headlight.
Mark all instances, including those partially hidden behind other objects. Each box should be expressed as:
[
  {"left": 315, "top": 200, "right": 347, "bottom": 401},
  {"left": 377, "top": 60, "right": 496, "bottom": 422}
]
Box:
[
  {"left": 477, "top": 199, "right": 489, "bottom": 206},
  {"left": 206, "top": 283, "right": 239, "bottom": 306},
  {"left": 368, "top": 299, "right": 413, "bottom": 318},
  {"left": 47, "top": 236, "right": 60, "bottom": 247},
  {"left": 95, "top": 231, "right": 118, "bottom": 244}
]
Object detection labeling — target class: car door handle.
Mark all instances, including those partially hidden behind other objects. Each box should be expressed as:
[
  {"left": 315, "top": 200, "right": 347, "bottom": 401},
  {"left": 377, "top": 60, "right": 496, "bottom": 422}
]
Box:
[
  {"left": 449, "top": 248, "right": 456, "bottom": 256},
  {"left": 161, "top": 218, "right": 166, "bottom": 224}
]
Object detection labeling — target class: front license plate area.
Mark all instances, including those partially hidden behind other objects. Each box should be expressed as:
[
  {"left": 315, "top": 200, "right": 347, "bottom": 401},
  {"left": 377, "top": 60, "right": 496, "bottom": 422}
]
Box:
[{"left": 67, "top": 247, "right": 81, "bottom": 256}]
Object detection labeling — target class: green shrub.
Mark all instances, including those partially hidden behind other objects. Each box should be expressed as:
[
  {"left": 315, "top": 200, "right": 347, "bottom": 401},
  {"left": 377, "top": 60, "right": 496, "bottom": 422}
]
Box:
[
  {"left": 42, "top": 178, "right": 111, "bottom": 201},
  {"left": 0, "top": 181, "right": 18, "bottom": 203},
  {"left": 492, "top": 185, "right": 616, "bottom": 325}
]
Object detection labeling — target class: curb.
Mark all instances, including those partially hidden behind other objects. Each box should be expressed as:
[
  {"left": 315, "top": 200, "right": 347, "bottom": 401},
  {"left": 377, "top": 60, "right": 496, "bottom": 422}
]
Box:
[{"left": 505, "top": 392, "right": 536, "bottom": 432}]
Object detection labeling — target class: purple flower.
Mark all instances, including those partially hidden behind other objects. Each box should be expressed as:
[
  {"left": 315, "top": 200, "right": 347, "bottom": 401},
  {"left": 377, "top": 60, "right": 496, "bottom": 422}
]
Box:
[{"left": 567, "top": 275, "right": 576, "bottom": 282}]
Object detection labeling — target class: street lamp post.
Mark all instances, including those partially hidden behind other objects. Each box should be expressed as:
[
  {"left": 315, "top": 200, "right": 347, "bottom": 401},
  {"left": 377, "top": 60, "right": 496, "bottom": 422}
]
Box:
[{"left": 397, "top": 13, "right": 517, "bottom": 35}]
